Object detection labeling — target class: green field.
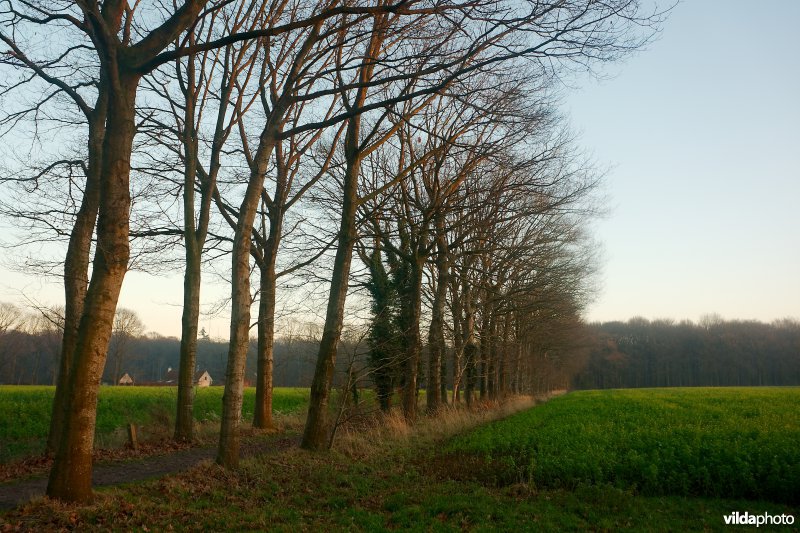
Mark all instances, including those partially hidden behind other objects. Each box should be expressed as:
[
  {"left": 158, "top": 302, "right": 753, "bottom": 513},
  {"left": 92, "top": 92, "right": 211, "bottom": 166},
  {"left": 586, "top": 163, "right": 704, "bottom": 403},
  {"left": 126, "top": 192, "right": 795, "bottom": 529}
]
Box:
[
  {"left": 446, "top": 387, "right": 800, "bottom": 503},
  {"left": 0, "top": 386, "right": 310, "bottom": 461}
]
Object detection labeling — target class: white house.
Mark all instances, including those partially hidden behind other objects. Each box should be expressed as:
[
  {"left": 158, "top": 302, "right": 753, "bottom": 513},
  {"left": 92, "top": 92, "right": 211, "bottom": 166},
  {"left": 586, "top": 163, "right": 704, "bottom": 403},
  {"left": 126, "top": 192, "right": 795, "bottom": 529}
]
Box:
[{"left": 194, "top": 370, "right": 213, "bottom": 387}]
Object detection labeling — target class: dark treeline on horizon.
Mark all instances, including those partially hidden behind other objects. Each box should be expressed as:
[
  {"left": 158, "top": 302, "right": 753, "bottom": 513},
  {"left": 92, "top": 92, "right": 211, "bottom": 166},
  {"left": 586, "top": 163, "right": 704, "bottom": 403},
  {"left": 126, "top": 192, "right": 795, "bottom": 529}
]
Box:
[
  {"left": 575, "top": 317, "right": 800, "bottom": 390},
  {"left": 0, "top": 326, "right": 336, "bottom": 388},
  {"left": 4, "top": 306, "right": 798, "bottom": 392}
]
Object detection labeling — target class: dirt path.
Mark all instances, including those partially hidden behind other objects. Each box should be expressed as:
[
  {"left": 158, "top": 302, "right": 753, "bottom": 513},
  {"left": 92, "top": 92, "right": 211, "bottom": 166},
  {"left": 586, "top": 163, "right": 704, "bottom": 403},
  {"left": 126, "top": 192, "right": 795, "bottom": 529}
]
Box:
[{"left": 0, "top": 437, "right": 298, "bottom": 511}]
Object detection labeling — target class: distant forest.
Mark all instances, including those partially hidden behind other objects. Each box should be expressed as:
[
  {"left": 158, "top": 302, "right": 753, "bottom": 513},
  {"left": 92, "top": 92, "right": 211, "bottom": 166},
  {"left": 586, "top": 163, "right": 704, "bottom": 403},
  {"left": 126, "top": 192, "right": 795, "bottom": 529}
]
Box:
[
  {"left": 3, "top": 304, "right": 798, "bottom": 392},
  {"left": 575, "top": 318, "right": 800, "bottom": 389},
  {"left": 0, "top": 311, "right": 338, "bottom": 388}
]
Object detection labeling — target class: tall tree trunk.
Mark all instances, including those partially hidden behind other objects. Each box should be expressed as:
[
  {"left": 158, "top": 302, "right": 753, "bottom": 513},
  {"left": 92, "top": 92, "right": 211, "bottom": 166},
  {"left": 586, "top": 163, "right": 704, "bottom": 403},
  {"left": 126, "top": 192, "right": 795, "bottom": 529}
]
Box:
[
  {"left": 480, "top": 300, "right": 495, "bottom": 400},
  {"left": 498, "top": 312, "right": 511, "bottom": 398},
  {"left": 216, "top": 132, "right": 278, "bottom": 468},
  {"left": 302, "top": 12, "right": 385, "bottom": 449},
  {"left": 487, "top": 312, "right": 498, "bottom": 400},
  {"left": 219, "top": 21, "right": 321, "bottom": 461},
  {"left": 301, "top": 143, "right": 360, "bottom": 450},
  {"left": 440, "top": 357, "right": 448, "bottom": 405},
  {"left": 175, "top": 55, "right": 201, "bottom": 442},
  {"left": 47, "top": 78, "right": 137, "bottom": 503},
  {"left": 462, "top": 275, "right": 477, "bottom": 407},
  {"left": 47, "top": 102, "right": 105, "bottom": 454},
  {"left": 253, "top": 170, "right": 284, "bottom": 429},
  {"left": 365, "top": 239, "right": 396, "bottom": 413}
]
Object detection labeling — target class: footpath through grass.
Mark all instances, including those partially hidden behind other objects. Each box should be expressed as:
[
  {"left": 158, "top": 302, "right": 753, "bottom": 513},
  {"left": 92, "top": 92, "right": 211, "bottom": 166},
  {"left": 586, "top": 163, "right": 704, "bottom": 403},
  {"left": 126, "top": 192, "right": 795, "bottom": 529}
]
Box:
[
  {"left": 0, "top": 386, "right": 309, "bottom": 461},
  {"left": 2, "top": 389, "right": 798, "bottom": 531},
  {"left": 445, "top": 387, "right": 800, "bottom": 503}
]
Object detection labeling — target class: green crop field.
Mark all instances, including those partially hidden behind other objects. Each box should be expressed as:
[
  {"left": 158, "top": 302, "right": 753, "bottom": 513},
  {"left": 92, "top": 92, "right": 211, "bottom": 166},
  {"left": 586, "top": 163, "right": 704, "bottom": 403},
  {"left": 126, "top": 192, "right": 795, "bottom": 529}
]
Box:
[
  {"left": 446, "top": 387, "right": 800, "bottom": 503},
  {"left": 0, "top": 386, "right": 309, "bottom": 461}
]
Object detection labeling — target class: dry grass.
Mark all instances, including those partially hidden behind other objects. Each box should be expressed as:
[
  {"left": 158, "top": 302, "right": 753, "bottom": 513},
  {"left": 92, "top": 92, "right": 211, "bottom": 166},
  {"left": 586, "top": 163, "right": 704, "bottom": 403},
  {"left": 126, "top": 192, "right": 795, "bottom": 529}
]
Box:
[{"left": 333, "top": 395, "right": 538, "bottom": 460}]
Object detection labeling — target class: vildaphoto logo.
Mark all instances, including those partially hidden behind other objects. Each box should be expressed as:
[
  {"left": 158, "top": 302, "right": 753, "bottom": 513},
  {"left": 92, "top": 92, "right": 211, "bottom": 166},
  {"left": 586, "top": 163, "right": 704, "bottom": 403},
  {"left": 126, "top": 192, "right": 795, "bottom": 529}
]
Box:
[{"left": 724, "top": 512, "right": 795, "bottom": 527}]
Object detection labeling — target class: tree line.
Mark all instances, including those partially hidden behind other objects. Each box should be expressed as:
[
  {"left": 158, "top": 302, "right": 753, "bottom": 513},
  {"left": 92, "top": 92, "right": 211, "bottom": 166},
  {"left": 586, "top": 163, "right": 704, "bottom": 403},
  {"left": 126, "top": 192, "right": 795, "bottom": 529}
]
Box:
[
  {"left": 0, "top": 305, "right": 357, "bottom": 388},
  {"left": 7, "top": 305, "right": 796, "bottom": 401},
  {"left": 0, "top": 0, "right": 663, "bottom": 503},
  {"left": 575, "top": 317, "right": 800, "bottom": 390}
]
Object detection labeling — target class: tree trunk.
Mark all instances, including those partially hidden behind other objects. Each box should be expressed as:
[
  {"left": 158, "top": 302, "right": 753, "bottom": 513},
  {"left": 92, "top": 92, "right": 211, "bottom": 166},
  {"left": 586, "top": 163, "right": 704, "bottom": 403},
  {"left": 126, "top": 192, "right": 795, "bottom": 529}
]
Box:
[
  {"left": 176, "top": 60, "right": 201, "bottom": 442},
  {"left": 480, "top": 301, "right": 494, "bottom": 400},
  {"left": 401, "top": 257, "right": 423, "bottom": 421},
  {"left": 498, "top": 312, "right": 511, "bottom": 398},
  {"left": 440, "top": 356, "right": 448, "bottom": 405},
  {"left": 253, "top": 179, "right": 283, "bottom": 429},
  {"left": 175, "top": 243, "right": 201, "bottom": 441},
  {"left": 426, "top": 227, "right": 448, "bottom": 413},
  {"left": 461, "top": 275, "right": 477, "bottom": 407},
  {"left": 301, "top": 149, "right": 360, "bottom": 449},
  {"left": 365, "top": 240, "right": 396, "bottom": 412},
  {"left": 47, "top": 101, "right": 105, "bottom": 454},
  {"left": 216, "top": 132, "right": 278, "bottom": 468},
  {"left": 254, "top": 255, "right": 278, "bottom": 429},
  {"left": 301, "top": 13, "right": 383, "bottom": 449},
  {"left": 46, "top": 78, "right": 137, "bottom": 503},
  {"left": 219, "top": 21, "right": 321, "bottom": 460},
  {"left": 450, "top": 280, "right": 463, "bottom": 404}
]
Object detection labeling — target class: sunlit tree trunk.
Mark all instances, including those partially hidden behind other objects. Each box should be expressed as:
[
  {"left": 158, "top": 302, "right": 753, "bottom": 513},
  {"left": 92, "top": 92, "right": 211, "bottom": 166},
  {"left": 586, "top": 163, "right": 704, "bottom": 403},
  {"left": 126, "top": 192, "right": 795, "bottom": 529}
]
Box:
[
  {"left": 47, "top": 78, "right": 138, "bottom": 502},
  {"left": 47, "top": 100, "right": 105, "bottom": 454},
  {"left": 450, "top": 279, "right": 464, "bottom": 404}
]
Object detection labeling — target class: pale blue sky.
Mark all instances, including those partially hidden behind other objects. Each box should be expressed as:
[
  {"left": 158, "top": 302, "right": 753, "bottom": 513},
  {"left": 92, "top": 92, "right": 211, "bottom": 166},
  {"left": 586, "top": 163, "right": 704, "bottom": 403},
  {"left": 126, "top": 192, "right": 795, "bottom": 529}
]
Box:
[
  {"left": 2, "top": 0, "right": 798, "bottom": 336},
  {"left": 569, "top": 0, "right": 800, "bottom": 324}
]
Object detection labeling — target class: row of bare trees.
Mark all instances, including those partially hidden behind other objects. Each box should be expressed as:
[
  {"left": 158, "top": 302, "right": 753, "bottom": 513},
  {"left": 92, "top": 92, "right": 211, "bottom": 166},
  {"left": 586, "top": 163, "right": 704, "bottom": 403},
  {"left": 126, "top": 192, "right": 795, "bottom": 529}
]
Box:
[
  {"left": 0, "top": 0, "right": 662, "bottom": 503},
  {"left": 352, "top": 84, "right": 602, "bottom": 420}
]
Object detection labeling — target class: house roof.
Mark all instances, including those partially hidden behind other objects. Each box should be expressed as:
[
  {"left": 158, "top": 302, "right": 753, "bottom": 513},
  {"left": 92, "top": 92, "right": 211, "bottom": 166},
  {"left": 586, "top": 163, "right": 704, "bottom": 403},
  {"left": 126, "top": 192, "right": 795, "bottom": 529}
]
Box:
[{"left": 161, "top": 368, "right": 212, "bottom": 384}]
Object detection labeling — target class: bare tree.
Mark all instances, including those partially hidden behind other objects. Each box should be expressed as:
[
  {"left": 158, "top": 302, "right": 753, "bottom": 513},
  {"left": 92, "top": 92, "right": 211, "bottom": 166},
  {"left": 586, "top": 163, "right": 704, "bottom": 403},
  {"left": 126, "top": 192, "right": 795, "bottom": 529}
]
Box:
[
  {"left": 105, "top": 307, "right": 145, "bottom": 384},
  {"left": 2, "top": 0, "right": 249, "bottom": 503},
  {"left": 300, "top": 0, "right": 662, "bottom": 446},
  {"left": 138, "top": 2, "right": 265, "bottom": 443}
]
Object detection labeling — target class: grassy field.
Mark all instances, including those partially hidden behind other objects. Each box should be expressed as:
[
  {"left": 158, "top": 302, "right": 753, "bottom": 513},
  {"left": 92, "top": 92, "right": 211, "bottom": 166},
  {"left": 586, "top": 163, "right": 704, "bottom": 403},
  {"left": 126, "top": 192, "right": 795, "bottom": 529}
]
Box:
[
  {"left": 1, "top": 390, "right": 798, "bottom": 531},
  {"left": 445, "top": 387, "right": 800, "bottom": 503},
  {"left": 0, "top": 386, "right": 310, "bottom": 461}
]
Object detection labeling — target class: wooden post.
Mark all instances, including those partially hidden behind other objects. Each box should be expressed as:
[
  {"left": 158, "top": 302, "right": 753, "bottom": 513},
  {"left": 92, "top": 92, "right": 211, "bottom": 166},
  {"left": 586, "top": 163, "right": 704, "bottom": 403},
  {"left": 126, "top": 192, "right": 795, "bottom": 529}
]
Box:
[{"left": 127, "top": 423, "right": 139, "bottom": 451}]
